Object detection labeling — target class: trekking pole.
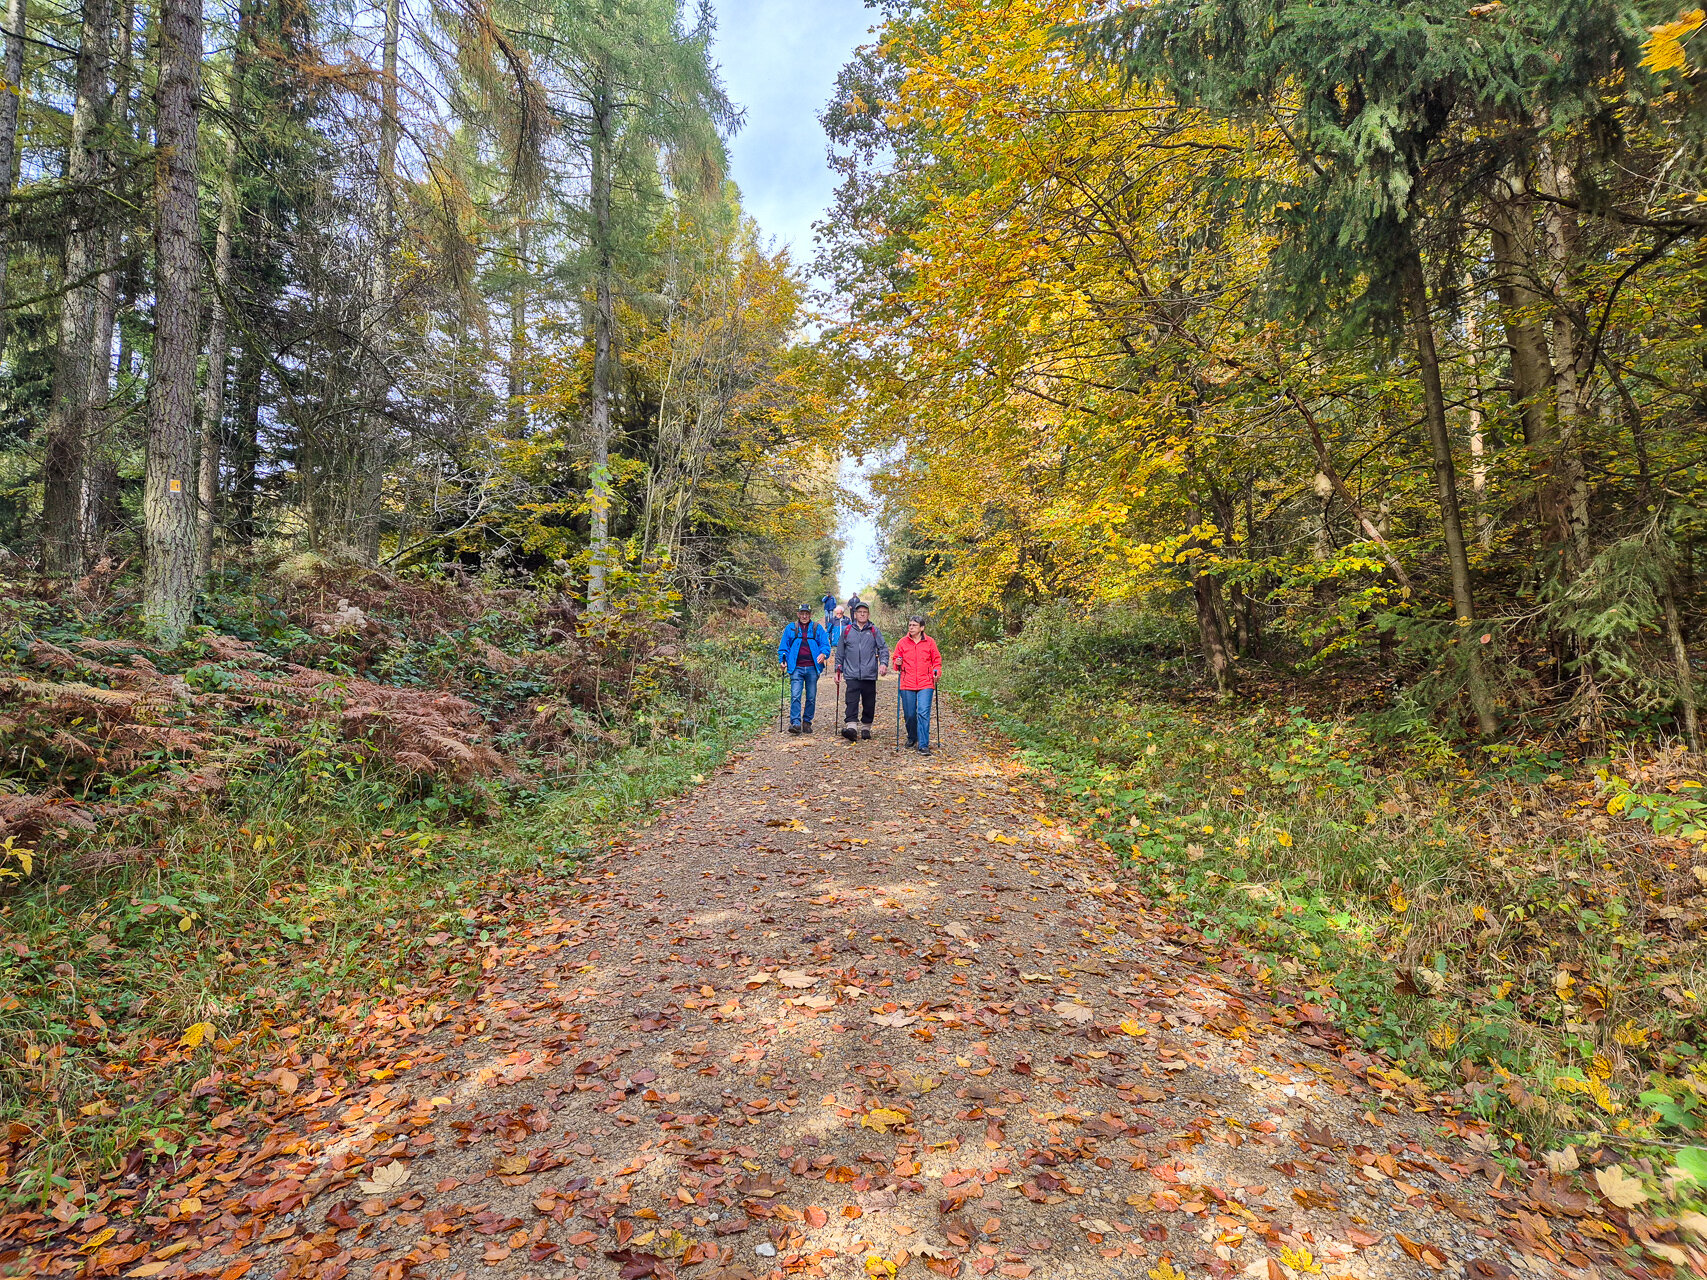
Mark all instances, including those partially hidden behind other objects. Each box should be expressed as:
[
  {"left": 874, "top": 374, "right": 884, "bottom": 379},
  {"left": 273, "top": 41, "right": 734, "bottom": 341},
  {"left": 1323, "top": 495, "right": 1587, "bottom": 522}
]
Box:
[
  {"left": 779, "top": 673, "right": 787, "bottom": 734},
  {"left": 894, "top": 675, "right": 902, "bottom": 752}
]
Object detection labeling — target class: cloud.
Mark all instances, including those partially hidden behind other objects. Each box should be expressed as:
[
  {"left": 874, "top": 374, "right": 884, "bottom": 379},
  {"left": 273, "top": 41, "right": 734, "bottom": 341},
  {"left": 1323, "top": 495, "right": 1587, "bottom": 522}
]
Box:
[
  {"left": 711, "top": 0, "right": 882, "bottom": 595},
  {"left": 711, "top": 0, "right": 875, "bottom": 263}
]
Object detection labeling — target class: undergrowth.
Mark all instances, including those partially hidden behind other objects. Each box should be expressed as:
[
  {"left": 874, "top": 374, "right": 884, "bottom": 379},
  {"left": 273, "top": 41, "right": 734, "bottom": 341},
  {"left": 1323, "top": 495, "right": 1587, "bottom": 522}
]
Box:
[
  {"left": 0, "top": 563, "right": 777, "bottom": 1206},
  {"left": 952, "top": 605, "right": 1707, "bottom": 1163}
]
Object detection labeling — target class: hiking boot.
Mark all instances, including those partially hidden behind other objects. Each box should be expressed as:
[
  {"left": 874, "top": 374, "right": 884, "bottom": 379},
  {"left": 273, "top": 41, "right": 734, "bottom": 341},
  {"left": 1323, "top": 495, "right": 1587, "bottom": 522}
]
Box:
[
  {"left": 916, "top": 744, "right": 933, "bottom": 756},
  {"left": 788, "top": 723, "right": 801, "bottom": 735},
  {"left": 859, "top": 727, "right": 872, "bottom": 740},
  {"left": 842, "top": 722, "right": 859, "bottom": 741},
  {"left": 905, "top": 737, "right": 918, "bottom": 749},
  {"left": 802, "top": 721, "right": 813, "bottom": 734}
]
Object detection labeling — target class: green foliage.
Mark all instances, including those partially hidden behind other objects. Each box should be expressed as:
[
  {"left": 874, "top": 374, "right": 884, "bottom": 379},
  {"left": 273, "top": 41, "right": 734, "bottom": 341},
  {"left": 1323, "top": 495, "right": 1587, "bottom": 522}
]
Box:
[
  {"left": 0, "top": 619, "right": 776, "bottom": 1195},
  {"left": 954, "top": 605, "right": 1707, "bottom": 1155}
]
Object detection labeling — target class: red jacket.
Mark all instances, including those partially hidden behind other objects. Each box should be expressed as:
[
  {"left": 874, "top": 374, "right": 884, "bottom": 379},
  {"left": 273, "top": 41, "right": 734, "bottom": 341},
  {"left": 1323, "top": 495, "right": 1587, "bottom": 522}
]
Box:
[{"left": 892, "top": 633, "right": 942, "bottom": 691}]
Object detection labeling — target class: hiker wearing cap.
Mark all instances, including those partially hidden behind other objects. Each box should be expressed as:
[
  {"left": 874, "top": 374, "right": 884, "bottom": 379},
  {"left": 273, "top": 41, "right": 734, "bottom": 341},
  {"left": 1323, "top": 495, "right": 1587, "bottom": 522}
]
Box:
[
  {"left": 777, "top": 605, "right": 831, "bottom": 734},
  {"left": 836, "top": 601, "right": 889, "bottom": 740},
  {"left": 892, "top": 615, "right": 943, "bottom": 755}
]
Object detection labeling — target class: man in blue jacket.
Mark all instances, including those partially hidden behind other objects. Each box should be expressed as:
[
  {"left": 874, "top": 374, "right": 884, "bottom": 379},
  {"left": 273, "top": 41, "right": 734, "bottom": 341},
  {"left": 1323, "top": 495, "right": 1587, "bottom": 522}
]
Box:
[
  {"left": 822, "top": 593, "right": 838, "bottom": 628},
  {"left": 777, "top": 604, "right": 831, "bottom": 734}
]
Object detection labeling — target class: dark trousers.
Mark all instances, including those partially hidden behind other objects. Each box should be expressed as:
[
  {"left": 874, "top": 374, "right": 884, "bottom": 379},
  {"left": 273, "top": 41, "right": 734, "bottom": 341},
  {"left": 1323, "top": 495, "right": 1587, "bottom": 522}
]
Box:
[{"left": 844, "top": 677, "right": 876, "bottom": 725}]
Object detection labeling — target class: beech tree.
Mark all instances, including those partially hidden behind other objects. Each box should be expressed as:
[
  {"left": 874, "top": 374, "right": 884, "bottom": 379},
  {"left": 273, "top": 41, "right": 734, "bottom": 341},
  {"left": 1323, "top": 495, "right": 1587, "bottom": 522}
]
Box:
[{"left": 820, "top": 0, "right": 1706, "bottom": 742}]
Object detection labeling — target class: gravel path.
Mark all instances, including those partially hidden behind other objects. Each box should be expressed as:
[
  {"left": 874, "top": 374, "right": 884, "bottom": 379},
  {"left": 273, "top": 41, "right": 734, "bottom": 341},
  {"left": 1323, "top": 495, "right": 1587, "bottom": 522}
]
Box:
[{"left": 133, "top": 677, "right": 1574, "bottom": 1280}]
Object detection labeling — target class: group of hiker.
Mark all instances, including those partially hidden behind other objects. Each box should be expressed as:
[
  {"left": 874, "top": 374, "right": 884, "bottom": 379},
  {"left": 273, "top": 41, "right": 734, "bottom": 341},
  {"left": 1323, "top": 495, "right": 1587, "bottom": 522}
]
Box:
[{"left": 775, "top": 594, "right": 942, "bottom": 754}]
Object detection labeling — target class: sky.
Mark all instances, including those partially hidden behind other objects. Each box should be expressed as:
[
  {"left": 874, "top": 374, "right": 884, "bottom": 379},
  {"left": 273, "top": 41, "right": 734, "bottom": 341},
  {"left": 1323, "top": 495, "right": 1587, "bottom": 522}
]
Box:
[{"left": 709, "top": 0, "right": 884, "bottom": 599}]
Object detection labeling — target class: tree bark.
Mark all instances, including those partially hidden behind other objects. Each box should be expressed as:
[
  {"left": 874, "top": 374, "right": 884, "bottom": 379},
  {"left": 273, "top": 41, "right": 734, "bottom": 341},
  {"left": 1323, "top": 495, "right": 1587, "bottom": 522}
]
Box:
[
  {"left": 355, "top": 0, "right": 398, "bottom": 566},
  {"left": 1462, "top": 273, "right": 1493, "bottom": 549},
  {"left": 1486, "top": 174, "right": 1554, "bottom": 452},
  {"left": 231, "top": 337, "right": 262, "bottom": 544},
  {"left": 1402, "top": 249, "right": 1498, "bottom": 737},
  {"left": 141, "top": 0, "right": 201, "bottom": 643},
  {"left": 0, "top": 0, "right": 27, "bottom": 362},
  {"left": 1536, "top": 145, "right": 1593, "bottom": 576},
  {"left": 1188, "top": 554, "right": 1235, "bottom": 699},
  {"left": 42, "top": 0, "right": 112, "bottom": 578},
  {"left": 197, "top": 4, "right": 247, "bottom": 582},
  {"left": 83, "top": 0, "right": 133, "bottom": 565},
  {"left": 508, "top": 213, "right": 528, "bottom": 436},
  {"left": 586, "top": 59, "right": 615, "bottom": 612}
]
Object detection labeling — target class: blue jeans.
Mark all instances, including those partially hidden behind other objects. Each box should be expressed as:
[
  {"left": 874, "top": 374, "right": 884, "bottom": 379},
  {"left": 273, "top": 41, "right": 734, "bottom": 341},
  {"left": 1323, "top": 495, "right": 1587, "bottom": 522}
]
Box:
[
  {"left": 900, "top": 688, "right": 934, "bottom": 748},
  {"left": 790, "top": 666, "right": 820, "bottom": 725}
]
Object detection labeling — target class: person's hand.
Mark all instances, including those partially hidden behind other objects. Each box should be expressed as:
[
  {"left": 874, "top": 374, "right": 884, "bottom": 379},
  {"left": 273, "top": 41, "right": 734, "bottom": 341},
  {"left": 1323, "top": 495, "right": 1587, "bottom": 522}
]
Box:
[{"left": 880, "top": 664, "right": 890, "bottom": 677}]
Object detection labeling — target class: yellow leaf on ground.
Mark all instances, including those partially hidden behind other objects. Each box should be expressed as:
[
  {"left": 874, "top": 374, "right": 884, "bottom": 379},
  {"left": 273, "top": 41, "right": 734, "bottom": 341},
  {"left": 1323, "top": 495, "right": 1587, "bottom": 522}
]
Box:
[
  {"left": 178, "top": 1021, "right": 216, "bottom": 1050},
  {"left": 1595, "top": 1164, "right": 1648, "bottom": 1208},
  {"left": 861, "top": 1107, "right": 910, "bottom": 1133}
]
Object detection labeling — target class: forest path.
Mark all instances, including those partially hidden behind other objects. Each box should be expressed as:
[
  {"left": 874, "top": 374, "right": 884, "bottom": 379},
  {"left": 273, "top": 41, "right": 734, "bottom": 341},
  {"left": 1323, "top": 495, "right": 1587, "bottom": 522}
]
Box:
[{"left": 182, "top": 678, "right": 1544, "bottom": 1280}]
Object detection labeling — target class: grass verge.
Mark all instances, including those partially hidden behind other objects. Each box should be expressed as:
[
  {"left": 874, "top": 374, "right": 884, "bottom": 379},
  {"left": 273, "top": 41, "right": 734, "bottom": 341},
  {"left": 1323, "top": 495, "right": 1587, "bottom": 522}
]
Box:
[
  {"left": 0, "top": 643, "right": 775, "bottom": 1205},
  {"left": 948, "top": 608, "right": 1707, "bottom": 1166}
]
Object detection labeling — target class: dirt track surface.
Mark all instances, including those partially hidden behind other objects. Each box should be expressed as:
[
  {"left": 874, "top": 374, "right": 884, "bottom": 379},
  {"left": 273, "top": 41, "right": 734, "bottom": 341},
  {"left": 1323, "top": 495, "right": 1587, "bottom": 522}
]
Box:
[{"left": 39, "top": 676, "right": 1578, "bottom": 1280}]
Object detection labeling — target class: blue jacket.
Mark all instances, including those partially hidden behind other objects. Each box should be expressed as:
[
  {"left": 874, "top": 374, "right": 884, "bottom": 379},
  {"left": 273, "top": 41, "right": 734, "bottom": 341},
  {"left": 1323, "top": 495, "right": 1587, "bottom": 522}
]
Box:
[
  {"left": 827, "top": 618, "right": 846, "bottom": 650},
  {"left": 778, "top": 620, "right": 831, "bottom": 671}
]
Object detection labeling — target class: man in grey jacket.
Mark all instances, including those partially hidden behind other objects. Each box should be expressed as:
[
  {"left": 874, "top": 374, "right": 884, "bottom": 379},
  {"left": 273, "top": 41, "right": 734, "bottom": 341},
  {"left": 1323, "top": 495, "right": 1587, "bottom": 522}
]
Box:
[{"left": 835, "top": 602, "right": 889, "bottom": 741}]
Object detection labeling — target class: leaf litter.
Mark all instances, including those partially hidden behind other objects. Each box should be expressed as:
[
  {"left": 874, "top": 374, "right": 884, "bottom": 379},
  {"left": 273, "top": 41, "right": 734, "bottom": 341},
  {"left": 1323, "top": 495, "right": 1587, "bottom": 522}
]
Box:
[{"left": 1, "top": 681, "right": 1673, "bottom": 1278}]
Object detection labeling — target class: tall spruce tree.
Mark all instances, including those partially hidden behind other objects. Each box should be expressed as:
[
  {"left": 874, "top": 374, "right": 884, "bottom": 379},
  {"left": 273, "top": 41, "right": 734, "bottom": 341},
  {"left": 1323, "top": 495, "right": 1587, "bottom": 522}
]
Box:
[{"left": 1074, "top": 0, "right": 1651, "bottom": 736}]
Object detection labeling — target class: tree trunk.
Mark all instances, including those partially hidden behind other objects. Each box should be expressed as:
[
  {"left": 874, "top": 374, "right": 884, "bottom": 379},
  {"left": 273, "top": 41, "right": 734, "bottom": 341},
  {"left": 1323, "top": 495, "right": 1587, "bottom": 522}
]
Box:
[
  {"left": 1536, "top": 145, "right": 1592, "bottom": 576},
  {"left": 42, "top": 0, "right": 112, "bottom": 578},
  {"left": 197, "top": 8, "right": 247, "bottom": 583},
  {"left": 508, "top": 214, "right": 528, "bottom": 435},
  {"left": 355, "top": 0, "right": 398, "bottom": 567},
  {"left": 1486, "top": 175, "right": 1554, "bottom": 451},
  {"left": 0, "top": 0, "right": 27, "bottom": 362},
  {"left": 1402, "top": 249, "right": 1498, "bottom": 738},
  {"left": 231, "top": 337, "right": 262, "bottom": 544},
  {"left": 1606, "top": 356, "right": 1699, "bottom": 751},
  {"left": 141, "top": 0, "right": 201, "bottom": 643},
  {"left": 1287, "top": 389, "right": 1412, "bottom": 592},
  {"left": 1189, "top": 556, "right": 1235, "bottom": 699},
  {"left": 83, "top": 0, "right": 133, "bottom": 566},
  {"left": 586, "top": 60, "right": 615, "bottom": 612},
  {"left": 1462, "top": 273, "right": 1493, "bottom": 549}
]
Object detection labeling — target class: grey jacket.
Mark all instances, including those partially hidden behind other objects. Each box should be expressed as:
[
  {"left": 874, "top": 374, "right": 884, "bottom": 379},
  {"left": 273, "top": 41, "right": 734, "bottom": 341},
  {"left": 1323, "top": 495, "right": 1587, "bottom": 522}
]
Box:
[{"left": 837, "top": 620, "right": 889, "bottom": 680}]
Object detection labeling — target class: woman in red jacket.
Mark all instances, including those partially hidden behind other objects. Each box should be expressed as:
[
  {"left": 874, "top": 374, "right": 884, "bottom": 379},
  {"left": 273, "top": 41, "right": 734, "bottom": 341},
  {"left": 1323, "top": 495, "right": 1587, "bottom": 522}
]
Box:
[{"left": 892, "top": 615, "right": 943, "bottom": 755}]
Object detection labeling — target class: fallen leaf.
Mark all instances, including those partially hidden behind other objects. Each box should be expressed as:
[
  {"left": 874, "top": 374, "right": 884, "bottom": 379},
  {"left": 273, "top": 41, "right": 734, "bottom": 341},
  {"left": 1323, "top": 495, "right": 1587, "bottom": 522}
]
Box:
[
  {"left": 177, "top": 1021, "right": 216, "bottom": 1050},
  {"left": 1541, "top": 1145, "right": 1578, "bottom": 1174},
  {"left": 862, "top": 1107, "right": 910, "bottom": 1132},
  {"left": 1594, "top": 1164, "right": 1649, "bottom": 1208},
  {"left": 356, "top": 1160, "right": 411, "bottom": 1196}
]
